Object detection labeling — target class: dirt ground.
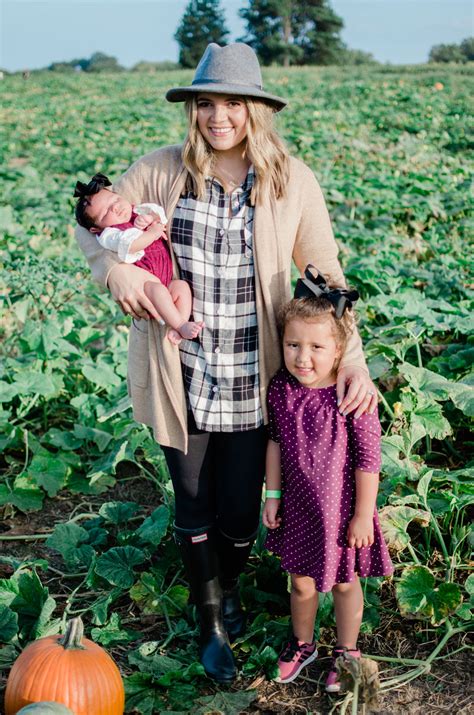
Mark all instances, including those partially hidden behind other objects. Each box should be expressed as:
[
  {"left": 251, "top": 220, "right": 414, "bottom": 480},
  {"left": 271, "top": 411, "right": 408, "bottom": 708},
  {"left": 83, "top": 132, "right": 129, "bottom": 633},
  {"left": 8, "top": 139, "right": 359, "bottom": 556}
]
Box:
[{"left": 1, "top": 478, "right": 472, "bottom": 715}]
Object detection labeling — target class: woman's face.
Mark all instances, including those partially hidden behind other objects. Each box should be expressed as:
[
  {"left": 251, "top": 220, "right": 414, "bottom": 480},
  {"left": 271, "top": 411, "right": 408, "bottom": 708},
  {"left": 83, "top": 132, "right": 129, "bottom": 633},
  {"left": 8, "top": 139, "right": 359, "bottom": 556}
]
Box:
[{"left": 196, "top": 94, "right": 249, "bottom": 152}]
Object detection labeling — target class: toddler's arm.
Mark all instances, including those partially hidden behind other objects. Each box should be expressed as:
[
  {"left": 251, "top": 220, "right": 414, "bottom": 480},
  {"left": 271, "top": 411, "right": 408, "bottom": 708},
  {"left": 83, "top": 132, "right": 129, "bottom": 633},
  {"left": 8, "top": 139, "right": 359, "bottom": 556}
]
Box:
[
  {"left": 347, "top": 470, "right": 379, "bottom": 548},
  {"left": 347, "top": 407, "right": 382, "bottom": 548},
  {"left": 262, "top": 439, "right": 282, "bottom": 529}
]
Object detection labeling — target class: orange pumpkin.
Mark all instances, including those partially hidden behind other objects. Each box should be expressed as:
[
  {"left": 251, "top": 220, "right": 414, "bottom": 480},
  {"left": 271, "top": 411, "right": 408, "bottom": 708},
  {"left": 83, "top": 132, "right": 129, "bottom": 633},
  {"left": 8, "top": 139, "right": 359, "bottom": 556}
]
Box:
[{"left": 5, "top": 617, "right": 125, "bottom": 715}]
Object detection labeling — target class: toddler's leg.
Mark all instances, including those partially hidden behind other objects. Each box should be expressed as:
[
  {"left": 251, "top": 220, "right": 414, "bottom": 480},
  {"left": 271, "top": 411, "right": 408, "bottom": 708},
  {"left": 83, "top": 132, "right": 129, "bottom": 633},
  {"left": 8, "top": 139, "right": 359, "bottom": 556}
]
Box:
[
  {"left": 274, "top": 573, "right": 318, "bottom": 683},
  {"left": 332, "top": 577, "right": 363, "bottom": 649},
  {"left": 290, "top": 574, "right": 318, "bottom": 644},
  {"left": 144, "top": 280, "right": 203, "bottom": 345}
]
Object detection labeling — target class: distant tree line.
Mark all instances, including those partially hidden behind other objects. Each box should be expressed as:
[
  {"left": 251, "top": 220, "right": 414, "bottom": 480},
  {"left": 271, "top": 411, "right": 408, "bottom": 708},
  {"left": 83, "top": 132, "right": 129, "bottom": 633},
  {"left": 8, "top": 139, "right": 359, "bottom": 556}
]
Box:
[
  {"left": 47, "top": 52, "right": 179, "bottom": 73},
  {"left": 174, "top": 0, "right": 377, "bottom": 68},
  {"left": 429, "top": 37, "right": 474, "bottom": 63}
]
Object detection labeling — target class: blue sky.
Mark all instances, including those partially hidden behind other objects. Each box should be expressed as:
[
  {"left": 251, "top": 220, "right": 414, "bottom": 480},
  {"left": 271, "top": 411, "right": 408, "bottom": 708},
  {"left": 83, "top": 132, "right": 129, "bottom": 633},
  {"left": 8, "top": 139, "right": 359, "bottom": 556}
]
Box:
[{"left": 1, "top": 0, "right": 473, "bottom": 71}]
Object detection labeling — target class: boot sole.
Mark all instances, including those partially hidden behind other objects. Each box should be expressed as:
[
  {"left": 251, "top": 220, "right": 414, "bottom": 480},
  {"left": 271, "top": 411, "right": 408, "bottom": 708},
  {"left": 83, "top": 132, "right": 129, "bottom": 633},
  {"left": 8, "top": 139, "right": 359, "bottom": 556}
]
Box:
[{"left": 207, "top": 671, "right": 237, "bottom": 684}]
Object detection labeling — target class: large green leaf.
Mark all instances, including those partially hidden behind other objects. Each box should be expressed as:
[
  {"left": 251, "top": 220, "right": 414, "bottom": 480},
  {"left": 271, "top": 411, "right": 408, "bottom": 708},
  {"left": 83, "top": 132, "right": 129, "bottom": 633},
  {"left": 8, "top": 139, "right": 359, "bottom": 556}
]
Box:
[
  {"left": 46, "top": 522, "right": 95, "bottom": 570},
  {"left": 27, "top": 452, "right": 69, "bottom": 497},
  {"left": 95, "top": 546, "right": 146, "bottom": 588},
  {"left": 401, "top": 362, "right": 474, "bottom": 416},
  {"left": 396, "top": 566, "right": 463, "bottom": 625},
  {"left": 0, "top": 606, "right": 18, "bottom": 643},
  {"left": 378, "top": 505, "right": 430, "bottom": 552},
  {"left": 130, "top": 571, "right": 189, "bottom": 616},
  {"left": 99, "top": 500, "right": 140, "bottom": 525},
  {"left": 91, "top": 612, "right": 138, "bottom": 647},
  {"left": 136, "top": 505, "right": 170, "bottom": 546}
]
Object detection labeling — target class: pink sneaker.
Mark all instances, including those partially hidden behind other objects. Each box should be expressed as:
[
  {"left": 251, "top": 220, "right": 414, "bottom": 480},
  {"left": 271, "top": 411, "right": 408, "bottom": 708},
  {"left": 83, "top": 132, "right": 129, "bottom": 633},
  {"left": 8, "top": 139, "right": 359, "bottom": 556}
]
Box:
[
  {"left": 325, "top": 646, "right": 361, "bottom": 693},
  {"left": 274, "top": 636, "right": 318, "bottom": 683}
]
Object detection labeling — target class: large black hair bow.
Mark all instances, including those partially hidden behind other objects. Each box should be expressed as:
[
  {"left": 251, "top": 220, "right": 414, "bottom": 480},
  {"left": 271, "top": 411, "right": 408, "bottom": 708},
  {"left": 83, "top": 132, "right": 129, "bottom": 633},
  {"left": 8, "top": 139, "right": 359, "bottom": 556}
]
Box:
[
  {"left": 74, "top": 173, "right": 111, "bottom": 198},
  {"left": 294, "top": 265, "right": 359, "bottom": 319}
]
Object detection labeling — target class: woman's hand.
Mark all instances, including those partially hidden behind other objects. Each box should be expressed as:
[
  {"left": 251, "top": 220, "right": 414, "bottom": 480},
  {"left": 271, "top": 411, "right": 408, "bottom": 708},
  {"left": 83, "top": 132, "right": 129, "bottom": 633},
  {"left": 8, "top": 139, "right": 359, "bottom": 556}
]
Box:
[
  {"left": 336, "top": 366, "right": 378, "bottom": 418},
  {"left": 347, "top": 515, "right": 374, "bottom": 549},
  {"left": 107, "top": 263, "right": 163, "bottom": 322},
  {"left": 262, "top": 499, "right": 281, "bottom": 529}
]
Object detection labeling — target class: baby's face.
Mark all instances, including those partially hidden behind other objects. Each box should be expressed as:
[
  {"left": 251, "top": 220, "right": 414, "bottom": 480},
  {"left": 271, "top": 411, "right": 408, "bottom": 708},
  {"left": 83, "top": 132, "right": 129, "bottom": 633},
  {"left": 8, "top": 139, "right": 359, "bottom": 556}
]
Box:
[{"left": 87, "top": 189, "right": 133, "bottom": 230}]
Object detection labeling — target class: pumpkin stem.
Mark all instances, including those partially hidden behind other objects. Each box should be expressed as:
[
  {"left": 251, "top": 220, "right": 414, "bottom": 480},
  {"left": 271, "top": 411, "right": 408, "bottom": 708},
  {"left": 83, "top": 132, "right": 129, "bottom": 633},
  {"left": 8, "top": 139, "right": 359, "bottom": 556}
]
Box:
[{"left": 58, "top": 617, "right": 85, "bottom": 649}]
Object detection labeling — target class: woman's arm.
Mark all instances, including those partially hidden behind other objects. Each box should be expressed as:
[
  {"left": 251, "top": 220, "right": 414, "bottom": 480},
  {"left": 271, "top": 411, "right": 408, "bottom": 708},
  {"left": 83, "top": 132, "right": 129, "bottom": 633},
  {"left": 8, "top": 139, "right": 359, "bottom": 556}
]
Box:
[{"left": 291, "top": 161, "right": 377, "bottom": 415}]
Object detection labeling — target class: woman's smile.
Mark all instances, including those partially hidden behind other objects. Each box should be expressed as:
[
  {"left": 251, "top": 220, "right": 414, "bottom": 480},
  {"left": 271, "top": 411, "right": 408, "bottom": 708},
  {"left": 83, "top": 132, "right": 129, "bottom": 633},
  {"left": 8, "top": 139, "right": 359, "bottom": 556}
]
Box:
[{"left": 197, "top": 94, "right": 249, "bottom": 151}]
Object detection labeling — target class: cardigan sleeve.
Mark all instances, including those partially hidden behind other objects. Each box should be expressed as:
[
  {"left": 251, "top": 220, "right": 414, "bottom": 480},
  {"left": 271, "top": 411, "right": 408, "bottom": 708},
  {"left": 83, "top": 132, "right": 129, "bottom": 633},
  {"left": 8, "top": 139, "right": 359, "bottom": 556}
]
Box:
[{"left": 291, "top": 161, "right": 368, "bottom": 373}]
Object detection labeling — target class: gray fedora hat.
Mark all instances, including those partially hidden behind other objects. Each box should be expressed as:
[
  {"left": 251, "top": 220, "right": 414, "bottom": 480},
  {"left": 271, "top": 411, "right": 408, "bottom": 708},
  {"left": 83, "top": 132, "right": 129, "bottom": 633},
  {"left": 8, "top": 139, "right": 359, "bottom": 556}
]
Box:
[{"left": 166, "top": 43, "right": 288, "bottom": 112}]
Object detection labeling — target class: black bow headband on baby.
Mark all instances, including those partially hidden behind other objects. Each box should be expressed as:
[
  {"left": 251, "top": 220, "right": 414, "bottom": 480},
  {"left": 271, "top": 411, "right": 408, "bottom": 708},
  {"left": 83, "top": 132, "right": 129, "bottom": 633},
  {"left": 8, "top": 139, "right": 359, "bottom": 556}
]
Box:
[
  {"left": 294, "top": 265, "right": 359, "bottom": 319},
  {"left": 74, "top": 173, "right": 111, "bottom": 199}
]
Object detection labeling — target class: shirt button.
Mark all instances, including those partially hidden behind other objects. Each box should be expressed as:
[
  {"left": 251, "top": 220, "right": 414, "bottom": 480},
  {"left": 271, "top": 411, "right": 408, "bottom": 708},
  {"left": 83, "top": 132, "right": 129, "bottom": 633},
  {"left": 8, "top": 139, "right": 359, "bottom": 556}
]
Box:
[
  {"left": 212, "top": 386, "right": 219, "bottom": 393},
  {"left": 219, "top": 228, "right": 225, "bottom": 237},
  {"left": 245, "top": 248, "right": 252, "bottom": 258},
  {"left": 214, "top": 347, "right": 221, "bottom": 354}
]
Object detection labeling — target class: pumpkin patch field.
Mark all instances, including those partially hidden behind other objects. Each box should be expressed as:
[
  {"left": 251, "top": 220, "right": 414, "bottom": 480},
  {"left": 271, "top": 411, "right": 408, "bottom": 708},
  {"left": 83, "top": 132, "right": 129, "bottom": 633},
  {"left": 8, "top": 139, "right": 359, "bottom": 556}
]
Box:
[{"left": 0, "top": 64, "right": 473, "bottom": 713}]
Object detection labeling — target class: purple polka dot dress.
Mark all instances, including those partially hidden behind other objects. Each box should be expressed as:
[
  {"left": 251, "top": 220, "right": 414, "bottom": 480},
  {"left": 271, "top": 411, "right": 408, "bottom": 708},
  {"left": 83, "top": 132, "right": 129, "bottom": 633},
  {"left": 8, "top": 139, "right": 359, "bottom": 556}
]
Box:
[{"left": 265, "top": 369, "right": 393, "bottom": 593}]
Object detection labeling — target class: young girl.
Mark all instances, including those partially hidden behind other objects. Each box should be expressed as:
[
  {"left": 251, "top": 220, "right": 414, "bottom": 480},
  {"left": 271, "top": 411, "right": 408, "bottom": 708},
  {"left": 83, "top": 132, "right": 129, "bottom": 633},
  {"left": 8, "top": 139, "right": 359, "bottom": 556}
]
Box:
[
  {"left": 263, "top": 266, "right": 393, "bottom": 690},
  {"left": 74, "top": 173, "right": 204, "bottom": 344}
]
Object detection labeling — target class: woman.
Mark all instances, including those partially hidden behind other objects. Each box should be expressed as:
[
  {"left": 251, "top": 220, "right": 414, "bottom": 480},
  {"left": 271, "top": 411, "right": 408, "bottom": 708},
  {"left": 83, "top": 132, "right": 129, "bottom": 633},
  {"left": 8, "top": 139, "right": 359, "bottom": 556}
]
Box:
[{"left": 75, "top": 43, "right": 377, "bottom": 683}]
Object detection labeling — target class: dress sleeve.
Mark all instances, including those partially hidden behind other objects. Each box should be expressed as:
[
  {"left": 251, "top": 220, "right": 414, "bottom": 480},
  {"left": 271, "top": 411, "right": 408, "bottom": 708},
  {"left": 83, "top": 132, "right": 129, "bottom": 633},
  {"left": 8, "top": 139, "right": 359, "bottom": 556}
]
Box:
[
  {"left": 96, "top": 227, "right": 145, "bottom": 263},
  {"left": 347, "top": 409, "right": 382, "bottom": 473},
  {"left": 266, "top": 380, "right": 281, "bottom": 444},
  {"left": 291, "top": 162, "right": 367, "bottom": 373},
  {"left": 136, "top": 203, "right": 168, "bottom": 224}
]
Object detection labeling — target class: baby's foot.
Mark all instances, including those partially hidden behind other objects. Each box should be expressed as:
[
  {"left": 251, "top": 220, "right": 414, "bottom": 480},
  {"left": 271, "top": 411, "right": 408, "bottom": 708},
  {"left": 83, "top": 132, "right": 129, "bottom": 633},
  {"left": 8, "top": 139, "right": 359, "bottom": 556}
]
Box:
[
  {"left": 178, "top": 321, "right": 205, "bottom": 340},
  {"left": 167, "top": 329, "right": 182, "bottom": 345}
]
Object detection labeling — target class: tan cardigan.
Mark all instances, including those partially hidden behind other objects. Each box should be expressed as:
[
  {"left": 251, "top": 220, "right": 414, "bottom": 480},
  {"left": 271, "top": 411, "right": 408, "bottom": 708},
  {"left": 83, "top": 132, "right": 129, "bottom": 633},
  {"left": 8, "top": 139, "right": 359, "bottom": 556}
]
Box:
[{"left": 75, "top": 145, "right": 367, "bottom": 453}]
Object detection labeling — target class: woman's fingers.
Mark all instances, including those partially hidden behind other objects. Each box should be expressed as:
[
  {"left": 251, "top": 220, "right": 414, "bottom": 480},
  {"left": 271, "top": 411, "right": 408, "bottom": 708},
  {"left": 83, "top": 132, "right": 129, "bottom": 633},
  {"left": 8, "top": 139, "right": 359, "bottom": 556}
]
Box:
[
  {"left": 120, "top": 299, "right": 145, "bottom": 321},
  {"left": 368, "top": 391, "right": 378, "bottom": 414},
  {"left": 339, "top": 381, "right": 365, "bottom": 415},
  {"left": 118, "top": 291, "right": 162, "bottom": 323},
  {"left": 354, "top": 393, "right": 373, "bottom": 420},
  {"left": 338, "top": 372, "right": 378, "bottom": 417}
]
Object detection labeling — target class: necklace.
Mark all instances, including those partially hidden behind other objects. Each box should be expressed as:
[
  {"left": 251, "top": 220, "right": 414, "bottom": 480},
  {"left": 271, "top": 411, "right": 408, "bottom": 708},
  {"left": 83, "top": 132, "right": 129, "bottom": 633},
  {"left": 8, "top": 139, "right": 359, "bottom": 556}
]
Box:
[{"left": 213, "top": 161, "right": 250, "bottom": 193}]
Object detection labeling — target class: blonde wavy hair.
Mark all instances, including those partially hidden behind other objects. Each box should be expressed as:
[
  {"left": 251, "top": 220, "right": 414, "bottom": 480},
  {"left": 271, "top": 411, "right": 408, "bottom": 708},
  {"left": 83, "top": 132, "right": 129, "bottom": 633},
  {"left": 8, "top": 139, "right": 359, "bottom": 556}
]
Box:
[{"left": 182, "top": 96, "right": 290, "bottom": 205}]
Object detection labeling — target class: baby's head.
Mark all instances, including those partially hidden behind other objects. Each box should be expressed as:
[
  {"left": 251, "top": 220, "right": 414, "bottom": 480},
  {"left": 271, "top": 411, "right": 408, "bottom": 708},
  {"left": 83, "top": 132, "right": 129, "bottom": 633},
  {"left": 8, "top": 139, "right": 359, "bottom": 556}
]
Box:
[
  {"left": 74, "top": 173, "right": 133, "bottom": 232},
  {"left": 279, "top": 296, "right": 355, "bottom": 389}
]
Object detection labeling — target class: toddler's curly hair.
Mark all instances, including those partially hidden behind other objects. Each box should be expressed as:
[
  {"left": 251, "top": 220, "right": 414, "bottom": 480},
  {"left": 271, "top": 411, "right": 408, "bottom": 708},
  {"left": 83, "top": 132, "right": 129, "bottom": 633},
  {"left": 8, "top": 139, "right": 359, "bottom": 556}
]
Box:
[{"left": 278, "top": 296, "right": 356, "bottom": 356}]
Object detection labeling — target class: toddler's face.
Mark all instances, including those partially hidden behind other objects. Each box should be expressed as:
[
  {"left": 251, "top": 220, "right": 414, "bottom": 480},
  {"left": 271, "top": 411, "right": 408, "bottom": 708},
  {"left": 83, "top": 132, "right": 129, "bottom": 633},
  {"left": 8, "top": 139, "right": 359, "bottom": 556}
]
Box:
[
  {"left": 283, "top": 318, "right": 341, "bottom": 389},
  {"left": 87, "top": 189, "right": 133, "bottom": 231}
]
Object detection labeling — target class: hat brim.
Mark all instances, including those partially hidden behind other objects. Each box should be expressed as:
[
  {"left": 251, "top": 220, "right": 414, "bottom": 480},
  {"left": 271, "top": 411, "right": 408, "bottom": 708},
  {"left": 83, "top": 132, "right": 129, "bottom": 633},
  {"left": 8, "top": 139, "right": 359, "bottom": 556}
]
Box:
[{"left": 165, "top": 83, "right": 287, "bottom": 112}]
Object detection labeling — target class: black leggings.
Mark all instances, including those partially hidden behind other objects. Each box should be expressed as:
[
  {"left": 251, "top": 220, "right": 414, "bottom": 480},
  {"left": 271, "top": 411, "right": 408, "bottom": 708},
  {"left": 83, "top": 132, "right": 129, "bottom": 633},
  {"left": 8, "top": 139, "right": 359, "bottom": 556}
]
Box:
[{"left": 161, "top": 417, "right": 267, "bottom": 539}]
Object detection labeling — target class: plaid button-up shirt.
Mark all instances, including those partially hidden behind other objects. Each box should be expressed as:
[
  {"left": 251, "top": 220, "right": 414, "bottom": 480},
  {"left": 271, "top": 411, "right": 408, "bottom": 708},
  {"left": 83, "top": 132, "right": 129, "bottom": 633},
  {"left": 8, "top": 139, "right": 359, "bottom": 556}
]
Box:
[{"left": 170, "top": 168, "right": 263, "bottom": 432}]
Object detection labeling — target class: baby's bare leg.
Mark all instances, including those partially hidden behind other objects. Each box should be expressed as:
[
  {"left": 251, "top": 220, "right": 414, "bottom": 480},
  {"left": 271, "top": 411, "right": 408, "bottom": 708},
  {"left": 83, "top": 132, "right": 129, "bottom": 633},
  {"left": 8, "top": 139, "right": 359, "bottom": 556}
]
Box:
[
  {"left": 168, "top": 280, "right": 193, "bottom": 322},
  {"left": 144, "top": 280, "right": 203, "bottom": 345}
]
